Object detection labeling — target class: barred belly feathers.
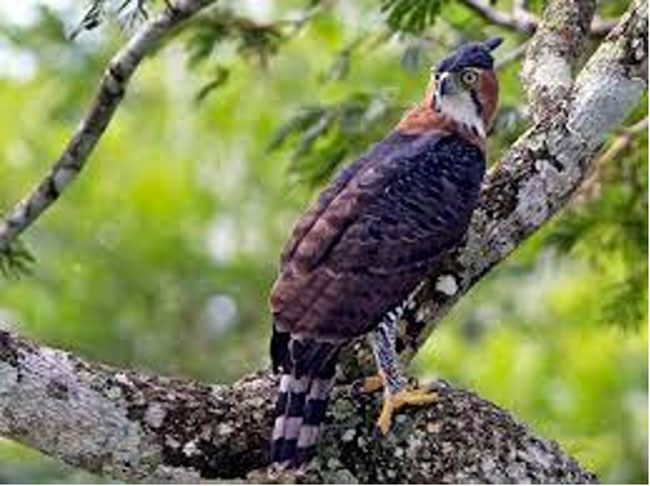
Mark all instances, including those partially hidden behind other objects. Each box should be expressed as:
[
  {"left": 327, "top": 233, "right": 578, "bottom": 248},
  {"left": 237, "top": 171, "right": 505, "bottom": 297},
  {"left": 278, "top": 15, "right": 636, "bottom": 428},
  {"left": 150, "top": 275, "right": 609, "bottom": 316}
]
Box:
[{"left": 268, "top": 37, "right": 502, "bottom": 472}]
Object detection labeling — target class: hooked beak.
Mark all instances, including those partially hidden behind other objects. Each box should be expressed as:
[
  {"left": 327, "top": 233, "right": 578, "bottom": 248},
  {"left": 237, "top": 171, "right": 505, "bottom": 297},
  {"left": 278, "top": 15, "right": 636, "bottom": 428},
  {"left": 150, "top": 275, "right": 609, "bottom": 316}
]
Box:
[{"left": 433, "top": 72, "right": 451, "bottom": 112}]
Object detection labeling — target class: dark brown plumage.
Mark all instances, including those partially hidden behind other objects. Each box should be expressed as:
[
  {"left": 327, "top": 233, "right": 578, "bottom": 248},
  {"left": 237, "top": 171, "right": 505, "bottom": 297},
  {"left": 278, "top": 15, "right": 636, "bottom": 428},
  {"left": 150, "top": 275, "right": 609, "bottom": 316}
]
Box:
[
  {"left": 270, "top": 131, "right": 484, "bottom": 340},
  {"left": 268, "top": 38, "right": 502, "bottom": 472}
]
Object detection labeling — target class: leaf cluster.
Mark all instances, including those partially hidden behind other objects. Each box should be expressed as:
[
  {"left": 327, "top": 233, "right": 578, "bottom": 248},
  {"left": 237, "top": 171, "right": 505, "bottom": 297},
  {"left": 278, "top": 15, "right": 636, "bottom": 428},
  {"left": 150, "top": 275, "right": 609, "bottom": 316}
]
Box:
[
  {"left": 546, "top": 129, "right": 648, "bottom": 329},
  {"left": 185, "top": 9, "right": 289, "bottom": 102},
  {"left": 381, "top": 0, "right": 444, "bottom": 33},
  {"left": 0, "top": 240, "right": 35, "bottom": 279},
  {"left": 70, "top": 0, "right": 151, "bottom": 39},
  {"left": 268, "top": 91, "right": 400, "bottom": 186}
]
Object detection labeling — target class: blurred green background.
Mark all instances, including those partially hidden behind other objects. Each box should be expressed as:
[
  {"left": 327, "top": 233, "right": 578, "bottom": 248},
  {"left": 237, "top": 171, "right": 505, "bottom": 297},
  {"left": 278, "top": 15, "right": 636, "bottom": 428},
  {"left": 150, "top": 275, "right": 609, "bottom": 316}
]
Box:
[{"left": 0, "top": 0, "right": 646, "bottom": 483}]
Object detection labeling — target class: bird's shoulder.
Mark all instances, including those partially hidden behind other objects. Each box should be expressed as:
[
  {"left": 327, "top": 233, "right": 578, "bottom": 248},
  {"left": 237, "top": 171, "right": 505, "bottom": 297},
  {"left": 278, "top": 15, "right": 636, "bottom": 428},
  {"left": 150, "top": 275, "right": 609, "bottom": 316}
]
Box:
[
  {"left": 325, "top": 131, "right": 485, "bottom": 273},
  {"left": 270, "top": 129, "right": 484, "bottom": 339},
  {"left": 278, "top": 130, "right": 447, "bottom": 272}
]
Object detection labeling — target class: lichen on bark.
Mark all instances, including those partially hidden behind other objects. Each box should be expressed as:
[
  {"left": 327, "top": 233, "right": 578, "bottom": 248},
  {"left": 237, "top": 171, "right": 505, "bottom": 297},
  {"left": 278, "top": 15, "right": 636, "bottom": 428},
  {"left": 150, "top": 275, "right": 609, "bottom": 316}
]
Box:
[{"left": 0, "top": 331, "right": 599, "bottom": 483}]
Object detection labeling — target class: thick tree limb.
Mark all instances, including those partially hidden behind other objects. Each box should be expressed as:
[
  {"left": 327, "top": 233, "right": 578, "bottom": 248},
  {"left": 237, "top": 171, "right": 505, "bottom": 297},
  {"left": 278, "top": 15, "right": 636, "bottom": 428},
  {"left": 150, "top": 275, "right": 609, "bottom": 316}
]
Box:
[
  {"left": 522, "top": 0, "right": 596, "bottom": 122},
  {"left": 0, "top": 0, "right": 217, "bottom": 254},
  {"left": 0, "top": 0, "right": 646, "bottom": 482},
  {"left": 0, "top": 330, "right": 596, "bottom": 483},
  {"left": 397, "top": 0, "right": 647, "bottom": 359}
]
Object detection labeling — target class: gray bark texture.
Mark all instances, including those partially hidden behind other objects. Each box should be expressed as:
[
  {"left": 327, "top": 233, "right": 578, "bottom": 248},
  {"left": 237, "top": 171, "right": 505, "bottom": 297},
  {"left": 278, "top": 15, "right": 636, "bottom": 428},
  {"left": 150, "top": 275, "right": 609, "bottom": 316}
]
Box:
[
  {"left": 0, "top": 330, "right": 595, "bottom": 483},
  {"left": 0, "top": 0, "right": 646, "bottom": 483},
  {"left": 394, "top": 0, "right": 647, "bottom": 361}
]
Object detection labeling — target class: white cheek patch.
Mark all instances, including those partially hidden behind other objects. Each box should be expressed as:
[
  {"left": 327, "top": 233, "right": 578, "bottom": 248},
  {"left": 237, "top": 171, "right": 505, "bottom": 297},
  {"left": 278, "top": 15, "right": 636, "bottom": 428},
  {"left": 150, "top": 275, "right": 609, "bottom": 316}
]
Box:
[{"left": 440, "top": 91, "right": 485, "bottom": 137}]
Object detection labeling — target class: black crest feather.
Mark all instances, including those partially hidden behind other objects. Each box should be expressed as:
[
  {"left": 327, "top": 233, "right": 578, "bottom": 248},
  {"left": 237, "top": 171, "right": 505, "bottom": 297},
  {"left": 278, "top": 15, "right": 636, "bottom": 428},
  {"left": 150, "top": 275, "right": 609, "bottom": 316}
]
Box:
[
  {"left": 485, "top": 37, "right": 503, "bottom": 51},
  {"left": 435, "top": 38, "right": 502, "bottom": 73}
]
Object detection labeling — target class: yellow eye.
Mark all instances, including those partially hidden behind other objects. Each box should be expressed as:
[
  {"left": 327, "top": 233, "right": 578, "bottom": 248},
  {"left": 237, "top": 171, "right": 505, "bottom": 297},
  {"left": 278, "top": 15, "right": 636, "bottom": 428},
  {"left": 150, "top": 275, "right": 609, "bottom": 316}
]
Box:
[{"left": 461, "top": 69, "right": 479, "bottom": 85}]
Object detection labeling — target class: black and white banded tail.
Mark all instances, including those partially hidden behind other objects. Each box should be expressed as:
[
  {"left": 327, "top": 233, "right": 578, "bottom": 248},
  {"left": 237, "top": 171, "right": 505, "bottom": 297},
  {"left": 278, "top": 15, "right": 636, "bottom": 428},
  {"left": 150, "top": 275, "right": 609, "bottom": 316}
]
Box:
[{"left": 269, "top": 329, "right": 339, "bottom": 471}]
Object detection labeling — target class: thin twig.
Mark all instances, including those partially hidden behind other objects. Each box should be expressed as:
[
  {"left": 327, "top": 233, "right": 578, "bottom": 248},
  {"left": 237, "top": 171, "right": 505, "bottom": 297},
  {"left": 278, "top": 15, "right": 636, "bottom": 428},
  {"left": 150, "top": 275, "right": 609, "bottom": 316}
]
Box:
[
  {"left": 458, "top": 0, "right": 538, "bottom": 33},
  {"left": 0, "top": 0, "right": 216, "bottom": 254},
  {"left": 598, "top": 117, "right": 649, "bottom": 166},
  {"left": 458, "top": 0, "right": 616, "bottom": 38},
  {"left": 573, "top": 117, "right": 648, "bottom": 206}
]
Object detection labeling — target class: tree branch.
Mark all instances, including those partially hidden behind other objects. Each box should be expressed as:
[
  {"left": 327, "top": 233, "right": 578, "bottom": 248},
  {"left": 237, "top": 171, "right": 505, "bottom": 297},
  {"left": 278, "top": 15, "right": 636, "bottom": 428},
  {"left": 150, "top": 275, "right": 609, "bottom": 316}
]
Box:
[
  {"left": 0, "top": 0, "right": 646, "bottom": 482},
  {"left": 0, "top": 330, "right": 596, "bottom": 482},
  {"left": 598, "top": 116, "right": 649, "bottom": 164},
  {"left": 522, "top": 0, "right": 596, "bottom": 122},
  {"left": 458, "top": 0, "right": 617, "bottom": 38},
  {"left": 0, "top": 0, "right": 217, "bottom": 255},
  {"left": 458, "top": 0, "right": 537, "bottom": 33},
  {"left": 395, "top": 0, "right": 647, "bottom": 359},
  {"left": 573, "top": 116, "right": 648, "bottom": 205}
]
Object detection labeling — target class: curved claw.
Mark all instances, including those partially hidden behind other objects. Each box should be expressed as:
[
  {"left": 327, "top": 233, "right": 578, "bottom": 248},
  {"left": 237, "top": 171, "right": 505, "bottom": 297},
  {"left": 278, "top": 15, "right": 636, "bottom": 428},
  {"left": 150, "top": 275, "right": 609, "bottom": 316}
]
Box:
[
  {"left": 375, "top": 388, "right": 438, "bottom": 436},
  {"left": 352, "top": 374, "right": 384, "bottom": 398}
]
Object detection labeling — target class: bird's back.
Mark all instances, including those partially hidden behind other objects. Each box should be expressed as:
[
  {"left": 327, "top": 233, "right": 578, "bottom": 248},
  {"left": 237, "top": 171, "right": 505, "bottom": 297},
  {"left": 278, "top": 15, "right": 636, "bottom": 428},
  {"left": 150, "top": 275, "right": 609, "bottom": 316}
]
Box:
[{"left": 270, "top": 130, "right": 485, "bottom": 341}]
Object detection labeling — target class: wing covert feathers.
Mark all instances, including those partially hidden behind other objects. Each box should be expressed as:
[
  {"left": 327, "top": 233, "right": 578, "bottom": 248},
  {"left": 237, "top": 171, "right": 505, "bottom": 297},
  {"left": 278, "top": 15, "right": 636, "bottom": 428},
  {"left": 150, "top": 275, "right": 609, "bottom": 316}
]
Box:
[{"left": 271, "top": 131, "right": 484, "bottom": 341}]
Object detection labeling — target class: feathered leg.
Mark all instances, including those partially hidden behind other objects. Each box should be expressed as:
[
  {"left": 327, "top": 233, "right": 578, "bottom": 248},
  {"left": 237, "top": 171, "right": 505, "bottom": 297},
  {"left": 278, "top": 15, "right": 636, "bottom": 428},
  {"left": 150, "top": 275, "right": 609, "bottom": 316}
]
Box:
[
  {"left": 269, "top": 335, "right": 339, "bottom": 473},
  {"left": 369, "top": 307, "right": 438, "bottom": 435}
]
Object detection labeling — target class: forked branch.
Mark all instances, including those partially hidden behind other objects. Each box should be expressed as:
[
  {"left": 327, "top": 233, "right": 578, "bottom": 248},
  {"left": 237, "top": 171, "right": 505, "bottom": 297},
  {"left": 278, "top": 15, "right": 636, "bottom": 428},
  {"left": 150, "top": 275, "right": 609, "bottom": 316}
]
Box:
[{"left": 0, "top": 0, "right": 646, "bottom": 482}]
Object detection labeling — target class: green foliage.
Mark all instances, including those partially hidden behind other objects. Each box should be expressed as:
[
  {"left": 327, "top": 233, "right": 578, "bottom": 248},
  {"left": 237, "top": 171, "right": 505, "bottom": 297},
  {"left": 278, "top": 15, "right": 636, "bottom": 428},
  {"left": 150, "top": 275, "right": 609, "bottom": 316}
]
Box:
[
  {"left": 70, "top": 0, "right": 151, "bottom": 38},
  {"left": 185, "top": 9, "right": 284, "bottom": 69},
  {"left": 546, "top": 130, "right": 648, "bottom": 329},
  {"left": 381, "top": 0, "right": 444, "bottom": 33},
  {"left": 268, "top": 91, "right": 400, "bottom": 186},
  {"left": 0, "top": 240, "right": 35, "bottom": 280},
  {"left": 0, "top": 0, "right": 645, "bottom": 483}
]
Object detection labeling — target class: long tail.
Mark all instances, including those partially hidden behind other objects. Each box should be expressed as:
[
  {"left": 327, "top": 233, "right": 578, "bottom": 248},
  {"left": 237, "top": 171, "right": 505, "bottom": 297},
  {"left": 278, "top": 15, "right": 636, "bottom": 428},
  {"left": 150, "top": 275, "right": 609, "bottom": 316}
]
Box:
[{"left": 269, "top": 330, "right": 339, "bottom": 471}]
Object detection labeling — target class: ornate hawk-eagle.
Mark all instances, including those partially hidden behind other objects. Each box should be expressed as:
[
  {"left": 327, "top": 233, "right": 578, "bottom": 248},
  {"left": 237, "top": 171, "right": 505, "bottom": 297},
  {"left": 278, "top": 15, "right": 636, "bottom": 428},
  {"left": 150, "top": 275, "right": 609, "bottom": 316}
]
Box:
[{"left": 268, "top": 38, "right": 502, "bottom": 471}]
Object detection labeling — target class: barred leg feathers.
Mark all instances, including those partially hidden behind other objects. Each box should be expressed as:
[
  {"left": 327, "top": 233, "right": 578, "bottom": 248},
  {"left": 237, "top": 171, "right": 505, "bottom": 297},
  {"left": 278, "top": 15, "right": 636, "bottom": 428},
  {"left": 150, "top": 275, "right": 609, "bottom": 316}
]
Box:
[{"left": 269, "top": 338, "right": 339, "bottom": 472}]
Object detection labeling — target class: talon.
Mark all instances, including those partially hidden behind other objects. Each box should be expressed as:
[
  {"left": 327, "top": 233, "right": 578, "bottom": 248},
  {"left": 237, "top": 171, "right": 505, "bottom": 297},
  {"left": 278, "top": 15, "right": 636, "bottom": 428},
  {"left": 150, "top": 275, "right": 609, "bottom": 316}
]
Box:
[
  {"left": 376, "top": 395, "right": 395, "bottom": 435},
  {"left": 356, "top": 374, "right": 384, "bottom": 394},
  {"left": 374, "top": 388, "right": 438, "bottom": 435},
  {"left": 394, "top": 388, "right": 438, "bottom": 408}
]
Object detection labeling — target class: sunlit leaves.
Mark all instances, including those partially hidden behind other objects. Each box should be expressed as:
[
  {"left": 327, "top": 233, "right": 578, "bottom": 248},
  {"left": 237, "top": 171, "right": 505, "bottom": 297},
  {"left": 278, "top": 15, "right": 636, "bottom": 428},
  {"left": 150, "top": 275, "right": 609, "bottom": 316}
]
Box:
[
  {"left": 546, "top": 131, "right": 648, "bottom": 330},
  {"left": 0, "top": 240, "right": 35, "bottom": 279},
  {"left": 194, "top": 65, "right": 229, "bottom": 103},
  {"left": 185, "top": 9, "right": 285, "bottom": 101},
  {"left": 70, "top": 0, "right": 150, "bottom": 39},
  {"left": 268, "top": 92, "right": 399, "bottom": 186},
  {"left": 381, "top": 0, "right": 444, "bottom": 33}
]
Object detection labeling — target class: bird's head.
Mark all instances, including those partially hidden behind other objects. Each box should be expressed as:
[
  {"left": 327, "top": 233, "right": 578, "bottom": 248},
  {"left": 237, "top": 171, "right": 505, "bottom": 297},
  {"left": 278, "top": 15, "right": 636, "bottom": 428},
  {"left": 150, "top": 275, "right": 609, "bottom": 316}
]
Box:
[{"left": 429, "top": 38, "right": 502, "bottom": 137}]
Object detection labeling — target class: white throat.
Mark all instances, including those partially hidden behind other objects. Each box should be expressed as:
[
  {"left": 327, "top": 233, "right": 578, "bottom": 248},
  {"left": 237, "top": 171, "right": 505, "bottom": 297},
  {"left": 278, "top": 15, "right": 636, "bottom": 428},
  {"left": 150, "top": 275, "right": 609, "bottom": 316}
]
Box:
[{"left": 439, "top": 92, "right": 485, "bottom": 138}]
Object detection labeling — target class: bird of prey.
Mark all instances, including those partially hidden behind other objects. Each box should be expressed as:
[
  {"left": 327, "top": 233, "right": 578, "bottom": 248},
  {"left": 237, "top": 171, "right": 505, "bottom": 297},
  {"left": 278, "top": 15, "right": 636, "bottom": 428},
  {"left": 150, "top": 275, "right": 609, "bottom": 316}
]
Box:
[{"left": 268, "top": 37, "right": 502, "bottom": 471}]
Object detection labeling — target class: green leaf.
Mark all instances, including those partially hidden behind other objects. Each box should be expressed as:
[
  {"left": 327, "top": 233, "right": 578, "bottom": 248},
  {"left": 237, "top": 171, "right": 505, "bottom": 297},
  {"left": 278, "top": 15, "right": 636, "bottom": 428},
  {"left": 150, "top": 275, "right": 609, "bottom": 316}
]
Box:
[
  {"left": 381, "top": 0, "right": 444, "bottom": 33},
  {"left": 0, "top": 240, "right": 35, "bottom": 280}
]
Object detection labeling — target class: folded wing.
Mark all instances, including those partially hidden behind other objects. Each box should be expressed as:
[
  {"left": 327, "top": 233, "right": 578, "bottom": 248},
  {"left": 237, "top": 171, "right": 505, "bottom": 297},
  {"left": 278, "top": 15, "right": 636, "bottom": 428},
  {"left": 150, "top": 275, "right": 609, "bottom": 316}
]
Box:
[{"left": 271, "top": 131, "right": 484, "bottom": 341}]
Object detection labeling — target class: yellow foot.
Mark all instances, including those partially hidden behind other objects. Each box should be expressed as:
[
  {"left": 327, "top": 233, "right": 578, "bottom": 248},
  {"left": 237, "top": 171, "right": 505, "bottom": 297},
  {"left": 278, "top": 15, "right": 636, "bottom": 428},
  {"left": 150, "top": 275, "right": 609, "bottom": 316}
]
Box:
[
  {"left": 376, "top": 388, "right": 438, "bottom": 436},
  {"left": 356, "top": 374, "right": 384, "bottom": 394}
]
